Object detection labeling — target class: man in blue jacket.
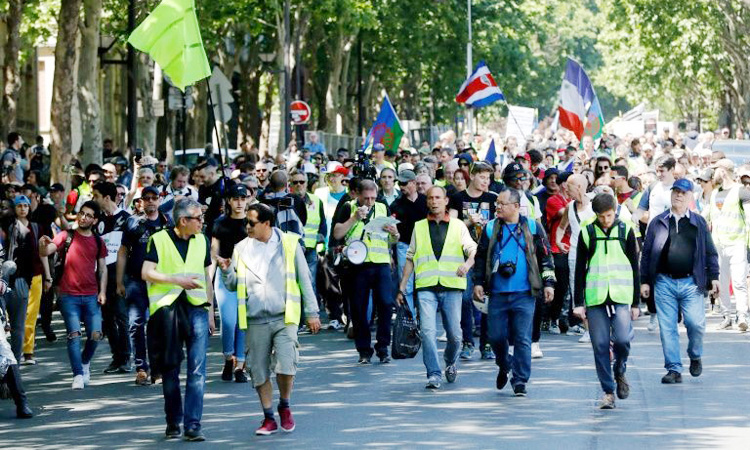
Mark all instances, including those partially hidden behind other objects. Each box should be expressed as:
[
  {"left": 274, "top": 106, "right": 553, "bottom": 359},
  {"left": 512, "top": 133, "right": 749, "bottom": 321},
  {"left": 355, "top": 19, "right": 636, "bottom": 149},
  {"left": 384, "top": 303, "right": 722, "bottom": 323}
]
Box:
[{"left": 640, "top": 178, "right": 720, "bottom": 384}]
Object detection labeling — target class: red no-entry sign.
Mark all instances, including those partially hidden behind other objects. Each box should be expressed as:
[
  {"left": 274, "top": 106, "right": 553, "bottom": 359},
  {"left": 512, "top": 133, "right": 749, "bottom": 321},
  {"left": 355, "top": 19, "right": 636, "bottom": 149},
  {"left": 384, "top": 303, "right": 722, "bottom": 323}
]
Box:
[{"left": 290, "top": 100, "right": 311, "bottom": 125}]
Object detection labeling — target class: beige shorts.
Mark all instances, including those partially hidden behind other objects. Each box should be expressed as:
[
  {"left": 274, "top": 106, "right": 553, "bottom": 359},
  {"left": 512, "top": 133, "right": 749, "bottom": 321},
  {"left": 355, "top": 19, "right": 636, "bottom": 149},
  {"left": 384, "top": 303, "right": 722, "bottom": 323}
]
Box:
[{"left": 246, "top": 319, "right": 299, "bottom": 387}]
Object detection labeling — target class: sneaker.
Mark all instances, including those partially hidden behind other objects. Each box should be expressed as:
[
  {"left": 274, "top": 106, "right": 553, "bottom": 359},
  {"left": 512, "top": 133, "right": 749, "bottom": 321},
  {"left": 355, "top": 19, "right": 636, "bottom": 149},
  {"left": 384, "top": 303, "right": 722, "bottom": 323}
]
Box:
[
  {"left": 234, "top": 368, "right": 248, "bottom": 383},
  {"left": 481, "top": 344, "right": 495, "bottom": 360},
  {"left": 531, "top": 342, "right": 543, "bottom": 359},
  {"left": 425, "top": 375, "right": 441, "bottom": 389},
  {"left": 151, "top": 374, "right": 162, "bottom": 385},
  {"left": 357, "top": 354, "right": 371, "bottom": 365},
  {"left": 255, "top": 418, "right": 279, "bottom": 435},
  {"left": 578, "top": 330, "right": 591, "bottom": 343},
  {"left": 437, "top": 331, "right": 448, "bottom": 342},
  {"left": 661, "top": 370, "right": 683, "bottom": 384},
  {"left": 459, "top": 343, "right": 475, "bottom": 360},
  {"left": 278, "top": 407, "right": 295, "bottom": 432},
  {"left": 82, "top": 363, "right": 91, "bottom": 385},
  {"left": 599, "top": 393, "right": 616, "bottom": 409},
  {"left": 298, "top": 324, "right": 311, "bottom": 334},
  {"left": 647, "top": 314, "right": 659, "bottom": 331},
  {"left": 379, "top": 354, "right": 391, "bottom": 364},
  {"left": 615, "top": 374, "right": 630, "bottom": 400},
  {"left": 184, "top": 428, "right": 205, "bottom": 441},
  {"left": 569, "top": 324, "right": 585, "bottom": 335},
  {"left": 496, "top": 368, "right": 509, "bottom": 390},
  {"left": 221, "top": 359, "right": 234, "bottom": 381},
  {"left": 738, "top": 315, "right": 748, "bottom": 332},
  {"left": 689, "top": 359, "right": 702, "bottom": 377},
  {"left": 327, "top": 319, "right": 344, "bottom": 330},
  {"left": 72, "top": 375, "right": 84, "bottom": 390},
  {"left": 165, "top": 424, "right": 181, "bottom": 439},
  {"left": 558, "top": 317, "right": 570, "bottom": 335},
  {"left": 445, "top": 364, "right": 458, "bottom": 383},
  {"left": 549, "top": 322, "right": 561, "bottom": 335},
  {"left": 43, "top": 327, "right": 57, "bottom": 342},
  {"left": 513, "top": 384, "right": 527, "bottom": 397},
  {"left": 716, "top": 317, "right": 732, "bottom": 330},
  {"left": 21, "top": 355, "right": 36, "bottom": 365},
  {"left": 117, "top": 361, "right": 133, "bottom": 373},
  {"left": 135, "top": 370, "right": 150, "bottom": 386},
  {"left": 103, "top": 361, "right": 120, "bottom": 374}
]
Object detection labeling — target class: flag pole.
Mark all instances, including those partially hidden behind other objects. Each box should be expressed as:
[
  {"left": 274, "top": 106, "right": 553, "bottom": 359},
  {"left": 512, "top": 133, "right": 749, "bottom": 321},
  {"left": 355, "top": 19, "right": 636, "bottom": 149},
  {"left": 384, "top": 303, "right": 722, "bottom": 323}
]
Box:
[{"left": 206, "top": 80, "right": 228, "bottom": 190}]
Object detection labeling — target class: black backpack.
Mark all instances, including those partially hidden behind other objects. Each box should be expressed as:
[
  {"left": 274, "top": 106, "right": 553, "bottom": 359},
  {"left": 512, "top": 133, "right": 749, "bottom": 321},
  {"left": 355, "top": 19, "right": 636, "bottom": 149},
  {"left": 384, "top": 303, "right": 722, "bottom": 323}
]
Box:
[
  {"left": 53, "top": 231, "right": 104, "bottom": 285},
  {"left": 584, "top": 220, "right": 628, "bottom": 264}
]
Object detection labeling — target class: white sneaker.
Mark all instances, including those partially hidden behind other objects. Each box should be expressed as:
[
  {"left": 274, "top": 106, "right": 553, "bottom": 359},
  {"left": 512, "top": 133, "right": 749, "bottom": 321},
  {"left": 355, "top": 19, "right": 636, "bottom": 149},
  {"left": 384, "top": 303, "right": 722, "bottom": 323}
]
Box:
[
  {"left": 531, "top": 342, "right": 543, "bottom": 359},
  {"left": 508, "top": 345, "right": 514, "bottom": 357},
  {"left": 327, "top": 319, "right": 344, "bottom": 331},
  {"left": 72, "top": 375, "right": 85, "bottom": 390},
  {"left": 82, "top": 363, "right": 91, "bottom": 385},
  {"left": 578, "top": 330, "right": 591, "bottom": 343},
  {"left": 549, "top": 322, "right": 561, "bottom": 335},
  {"left": 647, "top": 314, "right": 659, "bottom": 332},
  {"left": 437, "top": 331, "right": 448, "bottom": 342},
  {"left": 738, "top": 315, "right": 748, "bottom": 332},
  {"left": 569, "top": 324, "right": 585, "bottom": 335}
]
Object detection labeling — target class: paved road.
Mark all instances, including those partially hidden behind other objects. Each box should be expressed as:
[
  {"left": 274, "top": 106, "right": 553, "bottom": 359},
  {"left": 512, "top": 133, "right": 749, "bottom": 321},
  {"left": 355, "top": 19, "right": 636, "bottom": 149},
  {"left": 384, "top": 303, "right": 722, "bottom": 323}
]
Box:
[{"left": 2, "top": 313, "right": 749, "bottom": 449}]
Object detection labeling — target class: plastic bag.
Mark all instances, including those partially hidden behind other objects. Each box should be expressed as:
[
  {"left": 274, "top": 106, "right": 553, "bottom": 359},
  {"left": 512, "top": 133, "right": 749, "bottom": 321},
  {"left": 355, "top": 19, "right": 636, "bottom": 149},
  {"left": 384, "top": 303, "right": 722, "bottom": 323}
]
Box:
[{"left": 391, "top": 304, "right": 421, "bottom": 359}]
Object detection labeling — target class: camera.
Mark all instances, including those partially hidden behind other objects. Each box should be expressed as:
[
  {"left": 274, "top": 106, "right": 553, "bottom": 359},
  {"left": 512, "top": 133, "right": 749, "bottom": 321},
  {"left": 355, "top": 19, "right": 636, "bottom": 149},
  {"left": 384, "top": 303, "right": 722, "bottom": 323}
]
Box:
[
  {"left": 135, "top": 148, "right": 143, "bottom": 163},
  {"left": 498, "top": 261, "right": 517, "bottom": 278},
  {"left": 353, "top": 150, "right": 377, "bottom": 180}
]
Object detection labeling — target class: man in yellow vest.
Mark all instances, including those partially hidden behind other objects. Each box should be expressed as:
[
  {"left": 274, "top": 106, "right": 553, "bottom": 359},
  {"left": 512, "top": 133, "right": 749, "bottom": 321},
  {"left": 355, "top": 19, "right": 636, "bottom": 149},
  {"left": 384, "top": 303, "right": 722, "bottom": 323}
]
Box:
[
  {"left": 141, "top": 198, "right": 215, "bottom": 441},
  {"left": 573, "top": 193, "right": 640, "bottom": 410},
  {"left": 218, "top": 203, "right": 320, "bottom": 436},
  {"left": 332, "top": 179, "right": 399, "bottom": 364},
  {"left": 289, "top": 170, "right": 327, "bottom": 305},
  {"left": 397, "top": 186, "right": 476, "bottom": 389}
]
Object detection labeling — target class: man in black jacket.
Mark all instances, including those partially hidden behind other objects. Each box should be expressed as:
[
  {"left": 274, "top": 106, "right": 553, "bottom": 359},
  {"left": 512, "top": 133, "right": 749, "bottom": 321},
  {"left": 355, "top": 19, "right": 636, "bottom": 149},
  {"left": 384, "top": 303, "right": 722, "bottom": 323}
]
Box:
[{"left": 473, "top": 187, "right": 555, "bottom": 397}]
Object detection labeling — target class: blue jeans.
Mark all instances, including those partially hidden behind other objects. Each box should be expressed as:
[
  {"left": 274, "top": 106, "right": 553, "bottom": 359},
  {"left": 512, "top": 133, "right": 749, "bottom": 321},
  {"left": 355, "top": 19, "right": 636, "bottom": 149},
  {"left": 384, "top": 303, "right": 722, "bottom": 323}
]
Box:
[
  {"left": 654, "top": 274, "right": 706, "bottom": 373},
  {"left": 59, "top": 294, "right": 103, "bottom": 376},
  {"left": 4, "top": 277, "right": 29, "bottom": 360},
  {"left": 587, "top": 303, "right": 634, "bottom": 394},
  {"left": 304, "top": 247, "right": 319, "bottom": 298},
  {"left": 351, "top": 263, "right": 393, "bottom": 357},
  {"left": 162, "top": 306, "right": 209, "bottom": 431},
  {"left": 460, "top": 268, "right": 475, "bottom": 344},
  {"left": 214, "top": 275, "right": 245, "bottom": 363},
  {"left": 487, "top": 291, "right": 535, "bottom": 387},
  {"left": 126, "top": 279, "right": 150, "bottom": 372},
  {"left": 417, "top": 289, "right": 462, "bottom": 378},
  {"left": 396, "top": 242, "right": 415, "bottom": 315}
]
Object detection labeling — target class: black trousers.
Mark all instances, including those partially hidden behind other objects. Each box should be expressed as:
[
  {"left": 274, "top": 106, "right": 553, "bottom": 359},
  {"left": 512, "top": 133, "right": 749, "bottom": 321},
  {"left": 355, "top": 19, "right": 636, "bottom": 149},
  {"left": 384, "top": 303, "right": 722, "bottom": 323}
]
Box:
[{"left": 102, "top": 279, "right": 131, "bottom": 364}]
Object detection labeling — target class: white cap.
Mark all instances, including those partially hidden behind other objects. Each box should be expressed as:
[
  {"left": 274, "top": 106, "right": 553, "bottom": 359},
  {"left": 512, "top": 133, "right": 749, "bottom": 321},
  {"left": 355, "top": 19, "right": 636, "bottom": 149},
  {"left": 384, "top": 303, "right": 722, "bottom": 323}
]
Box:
[
  {"left": 323, "top": 161, "right": 343, "bottom": 174},
  {"left": 398, "top": 163, "right": 414, "bottom": 173}
]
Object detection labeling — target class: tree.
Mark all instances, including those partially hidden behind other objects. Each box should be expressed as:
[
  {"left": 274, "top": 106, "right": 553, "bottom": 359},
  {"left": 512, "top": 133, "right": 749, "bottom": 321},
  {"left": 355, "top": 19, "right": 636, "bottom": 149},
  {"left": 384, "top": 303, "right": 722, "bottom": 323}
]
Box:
[
  {"left": 78, "top": 0, "right": 104, "bottom": 166},
  {"left": 1, "top": 0, "right": 26, "bottom": 137}
]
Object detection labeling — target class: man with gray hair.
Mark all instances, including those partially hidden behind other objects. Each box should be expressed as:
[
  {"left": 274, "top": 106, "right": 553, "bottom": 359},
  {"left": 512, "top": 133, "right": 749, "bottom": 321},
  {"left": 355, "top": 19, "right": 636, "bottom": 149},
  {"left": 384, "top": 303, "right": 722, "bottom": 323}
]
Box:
[
  {"left": 142, "top": 198, "right": 215, "bottom": 441},
  {"left": 416, "top": 174, "right": 433, "bottom": 196}
]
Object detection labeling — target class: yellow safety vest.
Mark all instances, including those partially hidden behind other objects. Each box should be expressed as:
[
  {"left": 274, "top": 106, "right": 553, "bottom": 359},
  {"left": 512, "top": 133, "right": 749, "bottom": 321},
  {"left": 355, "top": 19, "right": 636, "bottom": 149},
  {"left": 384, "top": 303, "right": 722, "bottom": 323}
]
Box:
[
  {"left": 303, "top": 193, "right": 322, "bottom": 249},
  {"left": 235, "top": 232, "right": 302, "bottom": 328},
  {"left": 708, "top": 186, "right": 748, "bottom": 246},
  {"left": 346, "top": 200, "right": 390, "bottom": 264},
  {"left": 147, "top": 230, "right": 208, "bottom": 315},
  {"left": 413, "top": 218, "right": 467, "bottom": 290},
  {"left": 580, "top": 221, "right": 634, "bottom": 307}
]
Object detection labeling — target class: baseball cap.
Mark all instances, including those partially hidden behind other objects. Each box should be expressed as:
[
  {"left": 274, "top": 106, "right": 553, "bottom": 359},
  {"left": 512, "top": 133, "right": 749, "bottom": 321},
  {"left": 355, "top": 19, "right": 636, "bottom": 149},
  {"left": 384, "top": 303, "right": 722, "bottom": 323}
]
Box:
[
  {"left": 712, "top": 158, "right": 735, "bottom": 171},
  {"left": 13, "top": 195, "right": 30, "bottom": 206},
  {"left": 671, "top": 178, "right": 694, "bottom": 192},
  {"left": 385, "top": 149, "right": 397, "bottom": 158},
  {"left": 695, "top": 168, "right": 714, "bottom": 182},
  {"left": 50, "top": 183, "right": 65, "bottom": 193},
  {"left": 372, "top": 144, "right": 385, "bottom": 153},
  {"left": 398, "top": 163, "right": 415, "bottom": 173},
  {"left": 330, "top": 166, "right": 350, "bottom": 176},
  {"left": 141, "top": 186, "right": 161, "bottom": 197},
  {"left": 397, "top": 170, "right": 416, "bottom": 184},
  {"left": 114, "top": 156, "right": 129, "bottom": 166},
  {"left": 503, "top": 162, "right": 525, "bottom": 179},
  {"left": 515, "top": 153, "right": 531, "bottom": 162},
  {"left": 227, "top": 184, "right": 249, "bottom": 198},
  {"left": 557, "top": 171, "right": 572, "bottom": 184}
]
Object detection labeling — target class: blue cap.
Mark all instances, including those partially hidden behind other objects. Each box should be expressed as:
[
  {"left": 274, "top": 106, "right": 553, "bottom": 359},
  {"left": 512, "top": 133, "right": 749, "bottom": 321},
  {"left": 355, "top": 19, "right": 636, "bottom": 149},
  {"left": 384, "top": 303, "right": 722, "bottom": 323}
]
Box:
[
  {"left": 13, "top": 195, "right": 30, "bottom": 206},
  {"left": 671, "top": 178, "right": 693, "bottom": 192}
]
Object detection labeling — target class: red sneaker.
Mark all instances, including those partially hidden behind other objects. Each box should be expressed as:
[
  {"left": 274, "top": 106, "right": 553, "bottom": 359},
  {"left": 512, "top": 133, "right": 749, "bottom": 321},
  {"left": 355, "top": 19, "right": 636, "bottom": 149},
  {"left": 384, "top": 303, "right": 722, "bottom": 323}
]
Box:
[
  {"left": 278, "top": 407, "right": 296, "bottom": 432},
  {"left": 255, "top": 418, "right": 278, "bottom": 436}
]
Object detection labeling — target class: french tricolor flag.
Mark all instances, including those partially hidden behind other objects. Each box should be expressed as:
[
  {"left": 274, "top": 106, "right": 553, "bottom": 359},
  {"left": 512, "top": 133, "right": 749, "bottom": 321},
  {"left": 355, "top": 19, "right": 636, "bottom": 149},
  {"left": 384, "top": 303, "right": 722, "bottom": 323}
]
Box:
[
  {"left": 558, "top": 58, "right": 596, "bottom": 140},
  {"left": 455, "top": 61, "right": 505, "bottom": 108}
]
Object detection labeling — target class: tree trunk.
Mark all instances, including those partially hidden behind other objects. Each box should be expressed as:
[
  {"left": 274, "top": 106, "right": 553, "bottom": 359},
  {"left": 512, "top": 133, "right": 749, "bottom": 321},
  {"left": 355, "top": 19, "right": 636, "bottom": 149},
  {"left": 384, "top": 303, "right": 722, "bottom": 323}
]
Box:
[
  {"left": 137, "top": 54, "right": 157, "bottom": 155},
  {"left": 1, "top": 0, "right": 25, "bottom": 137},
  {"left": 188, "top": 81, "right": 206, "bottom": 148},
  {"left": 77, "top": 0, "right": 103, "bottom": 166},
  {"left": 50, "top": 0, "right": 82, "bottom": 186},
  {"left": 259, "top": 73, "right": 276, "bottom": 155}
]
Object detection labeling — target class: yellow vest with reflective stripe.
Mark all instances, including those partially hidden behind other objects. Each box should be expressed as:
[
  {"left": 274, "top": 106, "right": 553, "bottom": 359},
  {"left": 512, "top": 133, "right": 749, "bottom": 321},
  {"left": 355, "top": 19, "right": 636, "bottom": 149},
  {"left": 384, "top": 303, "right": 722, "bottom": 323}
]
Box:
[
  {"left": 235, "top": 232, "right": 302, "bottom": 327},
  {"left": 147, "top": 230, "right": 208, "bottom": 315},
  {"left": 346, "top": 201, "right": 390, "bottom": 264},
  {"left": 708, "top": 186, "right": 747, "bottom": 246},
  {"left": 413, "top": 218, "right": 467, "bottom": 290},
  {"left": 580, "top": 221, "right": 633, "bottom": 307},
  {"left": 303, "top": 193, "right": 322, "bottom": 249}
]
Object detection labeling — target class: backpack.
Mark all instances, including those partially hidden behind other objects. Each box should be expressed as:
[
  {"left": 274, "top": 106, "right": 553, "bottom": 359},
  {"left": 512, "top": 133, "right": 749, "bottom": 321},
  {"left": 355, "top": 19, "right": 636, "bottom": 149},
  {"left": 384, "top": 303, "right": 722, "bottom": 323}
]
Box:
[
  {"left": 53, "top": 231, "right": 104, "bottom": 285},
  {"left": 584, "top": 220, "right": 628, "bottom": 264}
]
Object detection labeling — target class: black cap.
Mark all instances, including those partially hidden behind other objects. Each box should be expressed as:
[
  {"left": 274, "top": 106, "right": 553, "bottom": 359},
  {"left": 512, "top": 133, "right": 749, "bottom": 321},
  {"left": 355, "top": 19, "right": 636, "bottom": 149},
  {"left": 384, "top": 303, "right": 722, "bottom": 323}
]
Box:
[
  {"left": 503, "top": 162, "right": 525, "bottom": 179},
  {"left": 227, "top": 184, "right": 248, "bottom": 198},
  {"left": 141, "top": 186, "right": 160, "bottom": 197},
  {"left": 50, "top": 183, "right": 65, "bottom": 192},
  {"left": 557, "top": 171, "right": 572, "bottom": 184}
]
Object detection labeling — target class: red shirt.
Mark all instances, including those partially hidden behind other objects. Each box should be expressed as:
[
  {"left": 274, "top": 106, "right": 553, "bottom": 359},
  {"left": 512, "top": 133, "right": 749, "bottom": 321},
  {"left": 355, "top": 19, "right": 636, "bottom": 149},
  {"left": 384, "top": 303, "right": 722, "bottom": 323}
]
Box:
[
  {"left": 546, "top": 193, "right": 570, "bottom": 254},
  {"left": 53, "top": 230, "right": 107, "bottom": 296}
]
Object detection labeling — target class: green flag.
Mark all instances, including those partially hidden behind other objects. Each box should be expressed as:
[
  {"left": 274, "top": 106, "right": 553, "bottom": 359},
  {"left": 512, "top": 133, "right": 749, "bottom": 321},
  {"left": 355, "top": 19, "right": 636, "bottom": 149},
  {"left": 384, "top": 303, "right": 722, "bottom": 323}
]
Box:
[{"left": 128, "top": 0, "right": 211, "bottom": 91}]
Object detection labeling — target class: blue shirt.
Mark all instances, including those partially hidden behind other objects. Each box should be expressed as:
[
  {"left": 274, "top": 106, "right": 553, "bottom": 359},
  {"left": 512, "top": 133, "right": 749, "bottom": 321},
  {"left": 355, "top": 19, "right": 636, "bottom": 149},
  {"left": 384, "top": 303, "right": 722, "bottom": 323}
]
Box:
[
  {"left": 490, "top": 223, "right": 531, "bottom": 294},
  {"left": 304, "top": 142, "right": 327, "bottom": 154}
]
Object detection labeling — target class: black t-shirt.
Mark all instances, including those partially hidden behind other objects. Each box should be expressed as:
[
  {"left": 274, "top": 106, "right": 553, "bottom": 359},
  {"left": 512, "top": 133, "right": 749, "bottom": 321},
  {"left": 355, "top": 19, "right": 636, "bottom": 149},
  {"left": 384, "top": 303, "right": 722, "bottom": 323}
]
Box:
[
  {"left": 390, "top": 194, "right": 428, "bottom": 244},
  {"left": 211, "top": 215, "right": 247, "bottom": 258},
  {"left": 330, "top": 198, "right": 391, "bottom": 248},
  {"left": 145, "top": 228, "right": 211, "bottom": 267},
  {"left": 199, "top": 178, "right": 232, "bottom": 238},
  {"left": 30, "top": 204, "right": 56, "bottom": 237},
  {"left": 657, "top": 215, "right": 697, "bottom": 276},
  {"left": 97, "top": 209, "right": 131, "bottom": 270},
  {"left": 123, "top": 214, "right": 172, "bottom": 280},
  {"left": 449, "top": 190, "right": 497, "bottom": 242}
]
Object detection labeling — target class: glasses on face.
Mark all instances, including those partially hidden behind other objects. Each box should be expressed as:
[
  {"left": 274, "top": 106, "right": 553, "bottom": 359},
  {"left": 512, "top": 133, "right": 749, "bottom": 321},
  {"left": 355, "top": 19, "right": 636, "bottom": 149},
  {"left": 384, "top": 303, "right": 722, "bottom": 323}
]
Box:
[
  {"left": 497, "top": 201, "right": 518, "bottom": 208},
  {"left": 514, "top": 176, "right": 528, "bottom": 182},
  {"left": 186, "top": 215, "right": 204, "bottom": 222},
  {"left": 398, "top": 181, "right": 410, "bottom": 186},
  {"left": 291, "top": 180, "right": 306, "bottom": 185},
  {"left": 78, "top": 211, "right": 96, "bottom": 219},
  {"left": 257, "top": 168, "right": 268, "bottom": 173},
  {"left": 88, "top": 178, "right": 98, "bottom": 184},
  {"left": 116, "top": 192, "right": 125, "bottom": 197},
  {"left": 459, "top": 162, "right": 470, "bottom": 167},
  {"left": 246, "top": 219, "right": 259, "bottom": 227},
  {"left": 597, "top": 166, "right": 611, "bottom": 171},
  {"left": 142, "top": 195, "right": 159, "bottom": 202}
]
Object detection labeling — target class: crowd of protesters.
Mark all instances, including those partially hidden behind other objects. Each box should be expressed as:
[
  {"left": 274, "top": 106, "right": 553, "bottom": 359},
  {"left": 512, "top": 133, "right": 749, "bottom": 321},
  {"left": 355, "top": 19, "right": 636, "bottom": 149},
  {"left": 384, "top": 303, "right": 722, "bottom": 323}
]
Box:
[{"left": 0, "top": 121, "right": 746, "bottom": 438}]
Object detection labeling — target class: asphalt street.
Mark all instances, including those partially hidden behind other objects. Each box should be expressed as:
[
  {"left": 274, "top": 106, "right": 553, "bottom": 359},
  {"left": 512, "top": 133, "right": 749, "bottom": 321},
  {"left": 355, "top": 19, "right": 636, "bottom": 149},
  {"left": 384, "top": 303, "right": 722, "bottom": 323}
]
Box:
[{"left": 2, "top": 312, "right": 749, "bottom": 449}]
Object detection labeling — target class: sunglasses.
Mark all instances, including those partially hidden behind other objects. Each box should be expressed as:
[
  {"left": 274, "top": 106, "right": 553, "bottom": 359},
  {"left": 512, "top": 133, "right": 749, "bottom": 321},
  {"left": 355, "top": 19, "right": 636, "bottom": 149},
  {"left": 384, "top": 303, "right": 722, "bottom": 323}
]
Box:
[
  {"left": 291, "top": 180, "right": 306, "bottom": 185},
  {"left": 186, "top": 215, "right": 204, "bottom": 222},
  {"left": 142, "top": 195, "right": 159, "bottom": 201},
  {"left": 257, "top": 168, "right": 268, "bottom": 173},
  {"left": 246, "top": 219, "right": 259, "bottom": 227},
  {"left": 398, "top": 181, "right": 411, "bottom": 186},
  {"left": 514, "top": 176, "right": 529, "bottom": 182}
]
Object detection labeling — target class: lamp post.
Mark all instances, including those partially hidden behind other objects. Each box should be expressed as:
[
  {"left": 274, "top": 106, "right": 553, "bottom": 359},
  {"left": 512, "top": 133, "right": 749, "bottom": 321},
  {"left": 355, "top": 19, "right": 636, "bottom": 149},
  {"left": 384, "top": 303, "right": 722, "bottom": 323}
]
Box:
[{"left": 465, "top": 0, "right": 473, "bottom": 135}]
